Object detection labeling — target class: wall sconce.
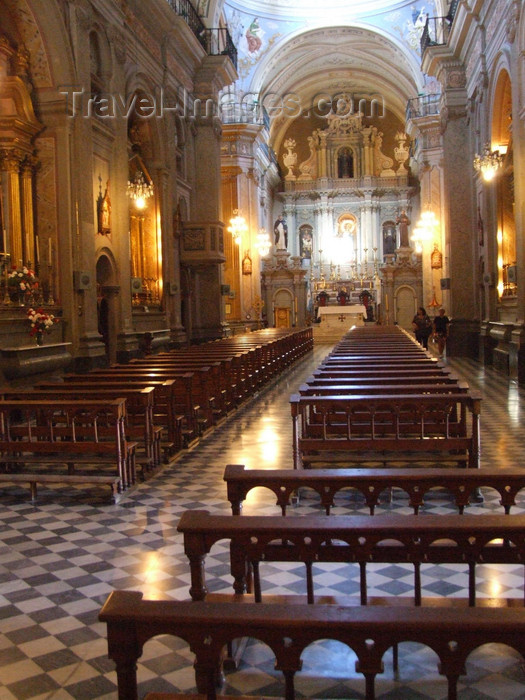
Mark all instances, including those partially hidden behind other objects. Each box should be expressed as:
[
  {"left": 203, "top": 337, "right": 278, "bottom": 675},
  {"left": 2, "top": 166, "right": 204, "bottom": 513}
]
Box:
[
  {"left": 127, "top": 171, "right": 154, "bottom": 209},
  {"left": 227, "top": 209, "right": 247, "bottom": 245},
  {"left": 255, "top": 228, "right": 271, "bottom": 257},
  {"left": 473, "top": 144, "right": 503, "bottom": 182}
]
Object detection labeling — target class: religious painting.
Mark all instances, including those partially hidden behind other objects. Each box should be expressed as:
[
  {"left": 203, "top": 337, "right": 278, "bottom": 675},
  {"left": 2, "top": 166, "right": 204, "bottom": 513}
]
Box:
[{"left": 337, "top": 213, "right": 357, "bottom": 238}]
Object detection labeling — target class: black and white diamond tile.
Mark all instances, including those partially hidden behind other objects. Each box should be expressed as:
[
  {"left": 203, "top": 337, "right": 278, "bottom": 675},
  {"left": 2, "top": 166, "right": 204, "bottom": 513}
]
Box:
[{"left": 1, "top": 351, "right": 525, "bottom": 698}]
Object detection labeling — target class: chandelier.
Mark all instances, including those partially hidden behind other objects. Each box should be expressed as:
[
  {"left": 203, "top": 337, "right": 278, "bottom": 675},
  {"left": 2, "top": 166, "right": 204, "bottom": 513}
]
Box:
[
  {"left": 255, "top": 228, "right": 271, "bottom": 257},
  {"left": 473, "top": 144, "right": 503, "bottom": 182},
  {"left": 227, "top": 209, "right": 248, "bottom": 245},
  {"left": 127, "top": 171, "right": 154, "bottom": 209}
]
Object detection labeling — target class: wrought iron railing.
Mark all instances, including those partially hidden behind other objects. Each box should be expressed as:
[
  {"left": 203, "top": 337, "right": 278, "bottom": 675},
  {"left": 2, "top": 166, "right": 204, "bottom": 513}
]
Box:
[
  {"left": 406, "top": 93, "right": 441, "bottom": 121},
  {"left": 165, "top": 0, "right": 237, "bottom": 68},
  {"left": 201, "top": 28, "right": 237, "bottom": 69},
  {"left": 420, "top": 1, "right": 458, "bottom": 54},
  {"left": 166, "top": 0, "right": 206, "bottom": 45}
]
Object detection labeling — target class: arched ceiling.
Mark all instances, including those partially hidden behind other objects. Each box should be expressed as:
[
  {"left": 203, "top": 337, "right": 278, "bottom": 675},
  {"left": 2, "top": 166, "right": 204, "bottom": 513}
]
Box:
[
  {"left": 202, "top": 0, "right": 447, "bottom": 24},
  {"left": 201, "top": 0, "right": 436, "bottom": 153},
  {"left": 252, "top": 25, "right": 421, "bottom": 151}
]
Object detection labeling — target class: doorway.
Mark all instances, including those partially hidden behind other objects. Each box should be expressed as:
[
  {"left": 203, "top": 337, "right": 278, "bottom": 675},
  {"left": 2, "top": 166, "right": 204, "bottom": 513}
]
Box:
[
  {"left": 395, "top": 285, "right": 417, "bottom": 331},
  {"left": 96, "top": 254, "right": 118, "bottom": 364}
]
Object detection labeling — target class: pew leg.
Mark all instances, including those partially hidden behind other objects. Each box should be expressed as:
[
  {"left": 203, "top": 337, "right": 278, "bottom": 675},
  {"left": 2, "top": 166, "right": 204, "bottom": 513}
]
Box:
[
  {"left": 363, "top": 672, "right": 377, "bottom": 700},
  {"left": 283, "top": 669, "right": 296, "bottom": 700},
  {"left": 446, "top": 674, "right": 459, "bottom": 700}
]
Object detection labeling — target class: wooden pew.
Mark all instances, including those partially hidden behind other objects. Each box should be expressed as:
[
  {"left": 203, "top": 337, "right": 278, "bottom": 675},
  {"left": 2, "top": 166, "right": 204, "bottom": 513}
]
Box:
[
  {"left": 46, "top": 378, "right": 184, "bottom": 458},
  {"left": 290, "top": 392, "right": 482, "bottom": 470},
  {"left": 177, "top": 509, "right": 525, "bottom": 608},
  {"left": 99, "top": 590, "right": 525, "bottom": 700},
  {"left": 298, "top": 381, "right": 470, "bottom": 397},
  {"left": 2, "top": 386, "right": 160, "bottom": 472},
  {"left": 0, "top": 399, "right": 134, "bottom": 499},
  {"left": 64, "top": 371, "right": 201, "bottom": 447},
  {"left": 223, "top": 464, "right": 525, "bottom": 515}
]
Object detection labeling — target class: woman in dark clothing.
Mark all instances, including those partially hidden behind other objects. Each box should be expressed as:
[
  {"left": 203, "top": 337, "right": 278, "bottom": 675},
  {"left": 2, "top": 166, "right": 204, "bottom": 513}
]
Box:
[
  {"left": 433, "top": 308, "right": 450, "bottom": 357},
  {"left": 412, "top": 306, "right": 432, "bottom": 349}
]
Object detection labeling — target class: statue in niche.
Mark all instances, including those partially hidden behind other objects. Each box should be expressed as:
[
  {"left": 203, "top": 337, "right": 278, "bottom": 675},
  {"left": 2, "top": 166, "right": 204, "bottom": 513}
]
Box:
[
  {"left": 396, "top": 209, "right": 411, "bottom": 248},
  {"left": 300, "top": 228, "right": 313, "bottom": 259},
  {"left": 371, "top": 128, "right": 395, "bottom": 177},
  {"left": 297, "top": 135, "right": 318, "bottom": 181},
  {"left": 337, "top": 147, "right": 354, "bottom": 178},
  {"left": 383, "top": 223, "right": 397, "bottom": 259},
  {"left": 274, "top": 215, "right": 288, "bottom": 250}
]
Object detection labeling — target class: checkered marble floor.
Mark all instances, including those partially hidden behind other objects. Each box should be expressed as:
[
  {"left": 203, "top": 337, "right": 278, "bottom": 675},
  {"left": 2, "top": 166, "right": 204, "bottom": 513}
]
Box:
[{"left": 1, "top": 347, "right": 525, "bottom": 699}]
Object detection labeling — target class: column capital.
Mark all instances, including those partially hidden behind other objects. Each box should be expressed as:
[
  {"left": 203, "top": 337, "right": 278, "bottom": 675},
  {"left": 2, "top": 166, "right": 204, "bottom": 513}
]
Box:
[{"left": 0, "top": 149, "right": 24, "bottom": 172}]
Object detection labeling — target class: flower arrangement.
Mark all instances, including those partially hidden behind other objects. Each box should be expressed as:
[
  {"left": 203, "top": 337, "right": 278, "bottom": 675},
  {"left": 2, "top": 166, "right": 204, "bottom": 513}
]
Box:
[
  {"left": 27, "top": 307, "right": 59, "bottom": 339},
  {"left": 8, "top": 266, "right": 38, "bottom": 293}
]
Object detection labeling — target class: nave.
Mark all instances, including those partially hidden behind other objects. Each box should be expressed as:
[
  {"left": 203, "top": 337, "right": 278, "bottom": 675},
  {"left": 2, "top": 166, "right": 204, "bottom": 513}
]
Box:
[{"left": 1, "top": 346, "right": 525, "bottom": 699}]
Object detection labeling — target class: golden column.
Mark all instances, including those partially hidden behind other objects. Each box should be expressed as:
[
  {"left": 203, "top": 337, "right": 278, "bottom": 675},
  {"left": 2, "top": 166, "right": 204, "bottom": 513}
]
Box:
[
  {"left": 0, "top": 150, "right": 23, "bottom": 267},
  {"left": 20, "top": 155, "right": 37, "bottom": 268}
]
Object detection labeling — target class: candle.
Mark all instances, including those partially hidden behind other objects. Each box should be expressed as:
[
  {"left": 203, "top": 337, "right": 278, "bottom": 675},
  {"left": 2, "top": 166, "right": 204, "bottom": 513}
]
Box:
[
  {"left": 385, "top": 295, "right": 389, "bottom": 312},
  {"left": 48, "top": 237, "right": 52, "bottom": 266},
  {"left": 35, "top": 236, "right": 40, "bottom": 263}
]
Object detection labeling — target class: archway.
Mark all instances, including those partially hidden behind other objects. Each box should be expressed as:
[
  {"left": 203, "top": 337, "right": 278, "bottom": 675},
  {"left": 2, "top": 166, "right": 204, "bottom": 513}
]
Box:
[
  {"left": 96, "top": 253, "right": 118, "bottom": 364},
  {"left": 490, "top": 69, "right": 514, "bottom": 299}
]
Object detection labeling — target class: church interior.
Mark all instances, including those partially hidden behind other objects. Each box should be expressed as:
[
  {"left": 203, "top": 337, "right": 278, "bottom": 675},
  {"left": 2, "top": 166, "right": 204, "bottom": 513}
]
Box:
[{"left": 1, "top": 0, "right": 525, "bottom": 698}]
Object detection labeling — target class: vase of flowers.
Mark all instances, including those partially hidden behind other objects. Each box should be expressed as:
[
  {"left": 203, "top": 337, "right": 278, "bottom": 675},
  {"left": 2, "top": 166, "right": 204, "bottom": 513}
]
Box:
[
  {"left": 8, "top": 267, "right": 38, "bottom": 305},
  {"left": 27, "top": 307, "right": 59, "bottom": 344}
]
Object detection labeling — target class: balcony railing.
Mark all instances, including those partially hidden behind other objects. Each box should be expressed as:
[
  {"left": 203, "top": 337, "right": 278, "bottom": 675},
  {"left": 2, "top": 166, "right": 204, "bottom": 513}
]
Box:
[
  {"left": 420, "top": 1, "right": 458, "bottom": 54},
  {"left": 201, "top": 28, "right": 237, "bottom": 70},
  {"left": 165, "top": 0, "right": 237, "bottom": 68},
  {"left": 166, "top": 0, "right": 206, "bottom": 44},
  {"left": 406, "top": 93, "right": 441, "bottom": 121}
]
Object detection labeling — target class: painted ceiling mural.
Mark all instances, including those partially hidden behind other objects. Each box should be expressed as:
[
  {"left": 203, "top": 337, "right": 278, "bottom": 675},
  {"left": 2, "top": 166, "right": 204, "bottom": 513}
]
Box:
[{"left": 224, "top": 0, "right": 440, "bottom": 94}]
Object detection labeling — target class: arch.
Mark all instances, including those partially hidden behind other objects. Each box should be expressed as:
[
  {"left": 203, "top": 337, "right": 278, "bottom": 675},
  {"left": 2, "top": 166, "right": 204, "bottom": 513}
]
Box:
[
  {"left": 96, "top": 250, "right": 118, "bottom": 363},
  {"left": 246, "top": 24, "right": 423, "bottom": 153},
  {"left": 488, "top": 66, "right": 515, "bottom": 298},
  {"left": 382, "top": 220, "right": 397, "bottom": 257},
  {"left": 4, "top": 0, "right": 75, "bottom": 88},
  {"left": 394, "top": 284, "right": 417, "bottom": 330}
]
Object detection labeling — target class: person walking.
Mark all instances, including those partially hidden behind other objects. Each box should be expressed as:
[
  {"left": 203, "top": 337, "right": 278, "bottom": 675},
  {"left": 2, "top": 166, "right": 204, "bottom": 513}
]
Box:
[
  {"left": 412, "top": 306, "right": 432, "bottom": 349},
  {"left": 433, "top": 308, "right": 450, "bottom": 357}
]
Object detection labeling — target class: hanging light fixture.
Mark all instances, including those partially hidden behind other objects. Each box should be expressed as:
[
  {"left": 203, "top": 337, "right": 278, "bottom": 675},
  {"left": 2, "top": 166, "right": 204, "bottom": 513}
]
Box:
[
  {"left": 473, "top": 144, "right": 503, "bottom": 182},
  {"left": 255, "top": 228, "right": 271, "bottom": 257},
  {"left": 227, "top": 209, "right": 248, "bottom": 245},
  {"left": 127, "top": 171, "right": 154, "bottom": 209}
]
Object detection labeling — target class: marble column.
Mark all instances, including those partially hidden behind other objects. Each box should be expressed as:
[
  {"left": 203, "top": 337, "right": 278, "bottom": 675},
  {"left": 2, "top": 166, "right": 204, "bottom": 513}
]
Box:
[{"left": 437, "top": 63, "right": 477, "bottom": 322}]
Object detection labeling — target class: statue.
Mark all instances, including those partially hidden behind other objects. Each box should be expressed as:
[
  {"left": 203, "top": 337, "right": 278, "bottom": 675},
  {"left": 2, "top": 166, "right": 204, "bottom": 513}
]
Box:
[
  {"left": 297, "top": 135, "right": 318, "bottom": 181},
  {"left": 396, "top": 209, "right": 410, "bottom": 247},
  {"left": 372, "top": 128, "right": 395, "bottom": 177},
  {"left": 274, "top": 215, "right": 288, "bottom": 250}
]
